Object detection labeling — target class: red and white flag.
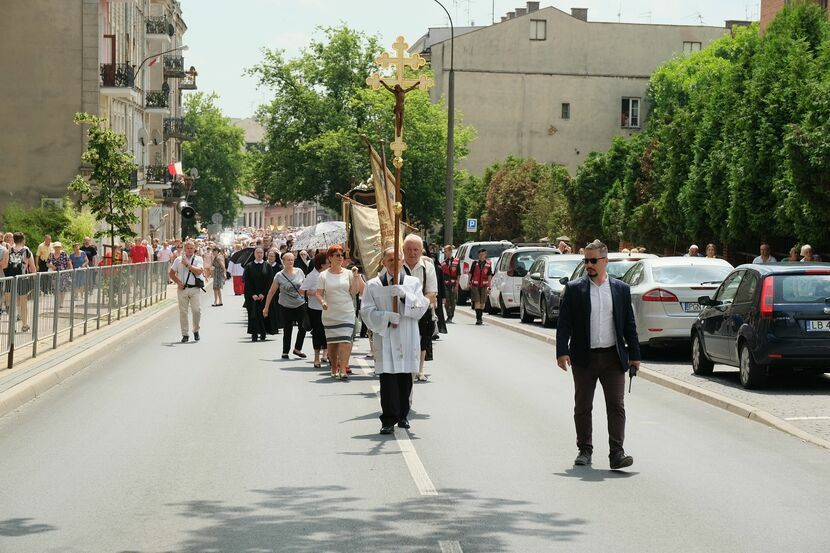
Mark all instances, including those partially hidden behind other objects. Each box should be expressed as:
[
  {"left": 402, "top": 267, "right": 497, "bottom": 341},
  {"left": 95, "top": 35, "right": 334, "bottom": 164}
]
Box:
[
  {"left": 148, "top": 56, "right": 161, "bottom": 67},
  {"left": 167, "top": 161, "right": 183, "bottom": 176}
]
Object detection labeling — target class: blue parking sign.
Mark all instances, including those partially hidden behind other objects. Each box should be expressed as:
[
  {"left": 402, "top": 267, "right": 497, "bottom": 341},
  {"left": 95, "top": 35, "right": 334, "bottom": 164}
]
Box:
[{"left": 466, "top": 218, "right": 478, "bottom": 233}]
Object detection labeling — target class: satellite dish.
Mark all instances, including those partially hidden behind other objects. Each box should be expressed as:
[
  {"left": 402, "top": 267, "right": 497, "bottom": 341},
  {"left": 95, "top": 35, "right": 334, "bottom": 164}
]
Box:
[
  {"left": 211, "top": 212, "right": 223, "bottom": 224},
  {"left": 189, "top": 168, "right": 199, "bottom": 179}
]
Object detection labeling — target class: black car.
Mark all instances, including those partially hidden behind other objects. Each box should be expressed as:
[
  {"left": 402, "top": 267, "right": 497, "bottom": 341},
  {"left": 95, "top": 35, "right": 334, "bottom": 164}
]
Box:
[
  {"left": 519, "top": 254, "right": 583, "bottom": 327},
  {"left": 691, "top": 263, "right": 830, "bottom": 388}
]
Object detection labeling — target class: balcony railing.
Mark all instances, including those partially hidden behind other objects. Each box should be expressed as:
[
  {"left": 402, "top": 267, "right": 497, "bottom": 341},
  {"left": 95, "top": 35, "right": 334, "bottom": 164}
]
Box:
[
  {"left": 100, "top": 62, "right": 135, "bottom": 88},
  {"left": 162, "top": 183, "right": 185, "bottom": 199},
  {"left": 163, "top": 55, "right": 185, "bottom": 77},
  {"left": 146, "top": 17, "right": 172, "bottom": 37},
  {"left": 145, "top": 90, "right": 170, "bottom": 110},
  {"left": 180, "top": 68, "right": 198, "bottom": 90},
  {"left": 145, "top": 165, "right": 171, "bottom": 184},
  {"left": 163, "top": 117, "right": 193, "bottom": 140}
]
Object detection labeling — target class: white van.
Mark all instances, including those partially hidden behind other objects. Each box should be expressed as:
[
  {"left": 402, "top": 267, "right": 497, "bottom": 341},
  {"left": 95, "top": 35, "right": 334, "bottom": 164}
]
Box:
[{"left": 454, "top": 240, "right": 513, "bottom": 304}]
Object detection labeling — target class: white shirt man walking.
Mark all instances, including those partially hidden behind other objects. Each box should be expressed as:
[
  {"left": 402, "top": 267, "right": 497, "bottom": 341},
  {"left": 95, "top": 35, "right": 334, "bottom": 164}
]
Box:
[
  {"left": 169, "top": 241, "right": 205, "bottom": 343},
  {"left": 402, "top": 234, "right": 438, "bottom": 381},
  {"left": 361, "top": 247, "right": 430, "bottom": 434}
]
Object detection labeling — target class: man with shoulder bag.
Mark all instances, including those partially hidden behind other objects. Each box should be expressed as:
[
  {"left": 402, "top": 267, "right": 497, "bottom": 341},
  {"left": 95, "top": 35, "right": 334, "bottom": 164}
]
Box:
[{"left": 168, "top": 240, "right": 205, "bottom": 343}]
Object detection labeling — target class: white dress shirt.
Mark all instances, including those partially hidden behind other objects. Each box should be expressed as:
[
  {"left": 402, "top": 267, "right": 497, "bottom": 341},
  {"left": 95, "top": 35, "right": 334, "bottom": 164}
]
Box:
[
  {"left": 171, "top": 255, "right": 205, "bottom": 286},
  {"left": 589, "top": 277, "right": 616, "bottom": 348},
  {"left": 403, "top": 257, "right": 438, "bottom": 295}
]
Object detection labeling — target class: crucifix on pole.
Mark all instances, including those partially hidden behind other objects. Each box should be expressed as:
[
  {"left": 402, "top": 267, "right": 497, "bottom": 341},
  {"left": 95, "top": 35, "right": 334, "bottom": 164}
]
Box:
[{"left": 366, "top": 36, "right": 433, "bottom": 316}]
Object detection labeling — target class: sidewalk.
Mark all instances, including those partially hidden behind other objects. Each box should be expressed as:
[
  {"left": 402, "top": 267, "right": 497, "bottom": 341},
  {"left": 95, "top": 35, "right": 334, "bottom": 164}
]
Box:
[
  {"left": 456, "top": 307, "right": 830, "bottom": 450},
  {"left": 0, "top": 283, "right": 179, "bottom": 417}
]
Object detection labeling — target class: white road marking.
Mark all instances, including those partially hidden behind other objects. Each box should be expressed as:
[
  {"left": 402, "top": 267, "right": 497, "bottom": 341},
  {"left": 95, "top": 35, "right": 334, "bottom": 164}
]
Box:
[
  {"left": 439, "top": 541, "right": 464, "bottom": 553},
  {"left": 353, "top": 356, "right": 439, "bottom": 496},
  {"left": 784, "top": 416, "right": 830, "bottom": 421}
]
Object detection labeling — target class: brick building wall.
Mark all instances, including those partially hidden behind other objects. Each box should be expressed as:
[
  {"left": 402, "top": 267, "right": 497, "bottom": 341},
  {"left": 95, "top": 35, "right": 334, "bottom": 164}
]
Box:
[{"left": 761, "top": 0, "right": 829, "bottom": 30}]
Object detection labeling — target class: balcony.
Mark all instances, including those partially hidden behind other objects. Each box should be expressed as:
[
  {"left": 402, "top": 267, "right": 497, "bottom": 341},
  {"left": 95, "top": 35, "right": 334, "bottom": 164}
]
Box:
[
  {"left": 145, "top": 165, "right": 172, "bottom": 189},
  {"left": 164, "top": 117, "right": 194, "bottom": 141},
  {"left": 163, "top": 55, "right": 186, "bottom": 78},
  {"left": 162, "top": 182, "right": 185, "bottom": 199},
  {"left": 99, "top": 63, "right": 139, "bottom": 100},
  {"left": 146, "top": 17, "right": 172, "bottom": 45},
  {"left": 145, "top": 90, "right": 170, "bottom": 114},
  {"left": 180, "top": 67, "right": 198, "bottom": 90}
]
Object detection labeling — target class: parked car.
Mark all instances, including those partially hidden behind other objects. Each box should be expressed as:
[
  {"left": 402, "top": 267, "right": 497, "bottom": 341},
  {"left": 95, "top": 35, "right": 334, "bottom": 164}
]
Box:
[
  {"left": 488, "top": 246, "right": 559, "bottom": 316},
  {"left": 691, "top": 263, "right": 830, "bottom": 389},
  {"left": 620, "top": 257, "right": 733, "bottom": 346},
  {"left": 566, "top": 251, "right": 659, "bottom": 281},
  {"left": 455, "top": 240, "right": 513, "bottom": 304},
  {"left": 519, "top": 254, "right": 584, "bottom": 327}
]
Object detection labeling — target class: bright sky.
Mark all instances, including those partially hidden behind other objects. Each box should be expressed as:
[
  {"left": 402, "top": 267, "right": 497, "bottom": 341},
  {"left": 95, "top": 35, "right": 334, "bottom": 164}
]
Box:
[{"left": 180, "top": 0, "right": 759, "bottom": 118}]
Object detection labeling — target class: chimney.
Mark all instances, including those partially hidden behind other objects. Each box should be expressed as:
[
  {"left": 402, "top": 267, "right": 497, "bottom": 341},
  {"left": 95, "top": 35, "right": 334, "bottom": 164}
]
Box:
[
  {"left": 527, "top": 1, "right": 540, "bottom": 12},
  {"left": 571, "top": 8, "right": 588, "bottom": 22},
  {"left": 515, "top": 7, "right": 527, "bottom": 17},
  {"left": 507, "top": 11, "right": 516, "bottom": 19}
]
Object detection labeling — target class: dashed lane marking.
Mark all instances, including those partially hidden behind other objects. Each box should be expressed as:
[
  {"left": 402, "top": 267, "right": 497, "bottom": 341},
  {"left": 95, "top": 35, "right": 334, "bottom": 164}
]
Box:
[
  {"left": 353, "top": 357, "right": 439, "bottom": 496},
  {"left": 439, "top": 541, "right": 464, "bottom": 553},
  {"left": 784, "top": 416, "right": 830, "bottom": 421}
]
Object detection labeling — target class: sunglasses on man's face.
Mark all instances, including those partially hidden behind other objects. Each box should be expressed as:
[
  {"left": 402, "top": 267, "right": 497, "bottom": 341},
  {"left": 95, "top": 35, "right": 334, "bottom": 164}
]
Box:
[{"left": 584, "top": 256, "right": 607, "bottom": 265}]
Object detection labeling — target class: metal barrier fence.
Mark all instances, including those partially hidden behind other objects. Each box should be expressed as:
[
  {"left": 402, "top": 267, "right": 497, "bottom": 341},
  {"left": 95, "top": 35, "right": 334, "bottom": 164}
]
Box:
[{"left": 0, "top": 262, "right": 170, "bottom": 369}]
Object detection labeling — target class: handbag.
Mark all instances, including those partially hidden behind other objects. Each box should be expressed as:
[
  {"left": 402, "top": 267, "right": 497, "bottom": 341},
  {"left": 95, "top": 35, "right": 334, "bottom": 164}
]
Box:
[{"left": 281, "top": 271, "right": 312, "bottom": 331}]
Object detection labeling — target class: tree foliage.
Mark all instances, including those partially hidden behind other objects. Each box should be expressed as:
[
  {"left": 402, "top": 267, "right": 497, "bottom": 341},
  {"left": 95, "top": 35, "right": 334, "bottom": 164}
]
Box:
[
  {"left": 68, "top": 113, "right": 152, "bottom": 246},
  {"left": 247, "top": 25, "right": 475, "bottom": 229},
  {"left": 577, "top": 3, "right": 830, "bottom": 252},
  {"left": 182, "top": 92, "right": 246, "bottom": 231}
]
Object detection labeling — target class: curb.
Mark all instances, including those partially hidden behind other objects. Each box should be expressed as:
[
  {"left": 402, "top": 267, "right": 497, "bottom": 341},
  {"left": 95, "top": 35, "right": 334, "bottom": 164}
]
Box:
[
  {"left": 0, "top": 299, "right": 178, "bottom": 418},
  {"left": 457, "top": 309, "right": 830, "bottom": 451}
]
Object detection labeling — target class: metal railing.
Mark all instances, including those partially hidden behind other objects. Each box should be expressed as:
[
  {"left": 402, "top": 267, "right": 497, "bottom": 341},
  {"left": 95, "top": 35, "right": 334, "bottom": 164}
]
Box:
[
  {"left": 163, "top": 117, "right": 193, "bottom": 140},
  {"left": 146, "top": 90, "right": 170, "bottom": 109},
  {"left": 100, "top": 62, "right": 135, "bottom": 88},
  {"left": 0, "top": 262, "right": 170, "bottom": 369},
  {"left": 146, "top": 16, "right": 172, "bottom": 36},
  {"left": 163, "top": 55, "right": 185, "bottom": 76}
]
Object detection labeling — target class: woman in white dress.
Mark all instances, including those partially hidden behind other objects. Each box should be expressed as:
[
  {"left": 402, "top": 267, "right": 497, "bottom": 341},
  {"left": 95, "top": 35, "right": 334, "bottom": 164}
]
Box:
[{"left": 317, "top": 244, "right": 364, "bottom": 380}]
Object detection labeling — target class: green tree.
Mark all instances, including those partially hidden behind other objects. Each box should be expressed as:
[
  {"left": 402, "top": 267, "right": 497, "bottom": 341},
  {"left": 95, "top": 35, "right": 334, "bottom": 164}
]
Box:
[
  {"left": 522, "top": 164, "right": 573, "bottom": 242},
  {"left": 68, "top": 113, "right": 152, "bottom": 247},
  {"left": 248, "top": 25, "right": 475, "bottom": 229},
  {"left": 182, "top": 92, "right": 246, "bottom": 234},
  {"left": 1, "top": 202, "right": 70, "bottom": 245}
]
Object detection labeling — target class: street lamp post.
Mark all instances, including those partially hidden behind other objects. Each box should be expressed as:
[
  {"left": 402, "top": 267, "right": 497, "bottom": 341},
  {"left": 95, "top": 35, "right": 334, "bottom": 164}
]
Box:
[
  {"left": 135, "top": 44, "right": 189, "bottom": 79},
  {"left": 432, "top": 0, "right": 455, "bottom": 247}
]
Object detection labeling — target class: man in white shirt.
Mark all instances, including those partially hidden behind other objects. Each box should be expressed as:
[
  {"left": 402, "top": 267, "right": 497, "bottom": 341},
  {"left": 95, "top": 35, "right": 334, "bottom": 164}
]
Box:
[
  {"left": 157, "top": 241, "right": 173, "bottom": 263},
  {"left": 361, "top": 247, "right": 430, "bottom": 434},
  {"left": 168, "top": 240, "right": 205, "bottom": 343},
  {"left": 752, "top": 243, "right": 777, "bottom": 264},
  {"left": 556, "top": 240, "right": 641, "bottom": 470},
  {"left": 402, "top": 234, "right": 438, "bottom": 381}
]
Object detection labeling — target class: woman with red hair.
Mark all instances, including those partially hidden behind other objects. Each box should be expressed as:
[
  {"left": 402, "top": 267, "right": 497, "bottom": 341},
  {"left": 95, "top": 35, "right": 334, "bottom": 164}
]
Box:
[{"left": 316, "top": 245, "right": 364, "bottom": 379}]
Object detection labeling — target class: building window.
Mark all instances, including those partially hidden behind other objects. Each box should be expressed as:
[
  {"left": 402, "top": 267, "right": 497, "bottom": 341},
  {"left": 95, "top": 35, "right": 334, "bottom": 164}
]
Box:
[
  {"left": 561, "top": 103, "right": 570, "bottom": 119},
  {"left": 530, "top": 19, "right": 546, "bottom": 40},
  {"left": 621, "top": 97, "right": 641, "bottom": 128},
  {"left": 683, "top": 41, "right": 702, "bottom": 56}
]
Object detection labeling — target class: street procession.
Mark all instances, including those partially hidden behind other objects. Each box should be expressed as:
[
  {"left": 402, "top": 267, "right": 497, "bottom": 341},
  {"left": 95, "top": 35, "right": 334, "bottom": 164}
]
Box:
[{"left": 1, "top": 1, "right": 830, "bottom": 552}]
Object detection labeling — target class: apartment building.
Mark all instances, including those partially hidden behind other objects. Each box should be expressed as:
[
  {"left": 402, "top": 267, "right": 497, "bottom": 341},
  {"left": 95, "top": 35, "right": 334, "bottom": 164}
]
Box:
[
  {"left": 0, "top": 0, "right": 197, "bottom": 240},
  {"left": 418, "top": 3, "right": 733, "bottom": 175},
  {"left": 761, "top": 0, "right": 829, "bottom": 29}
]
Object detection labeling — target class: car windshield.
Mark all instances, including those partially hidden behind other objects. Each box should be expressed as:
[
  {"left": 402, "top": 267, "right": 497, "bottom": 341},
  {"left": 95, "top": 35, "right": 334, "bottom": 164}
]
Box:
[
  {"left": 607, "top": 260, "right": 639, "bottom": 278},
  {"left": 547, "top": 259, "right": 582, "bottom": 278},
  {"left": 777, "top": 274, "right": 830, "bottom": 303},
  {"left": 477, "top": 244, "right": 510, "bottom": 259},
  {"left": 652, "top": 265, "right": 732, "bottom": 285},
  {"left": 514, "top": 251, "right": 552, "bottom": 275}
]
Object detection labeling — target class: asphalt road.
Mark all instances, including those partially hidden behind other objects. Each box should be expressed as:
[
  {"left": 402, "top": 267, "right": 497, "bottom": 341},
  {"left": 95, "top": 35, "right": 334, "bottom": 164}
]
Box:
[{"left": 0, "top": 292, "right": 829, "bottom": 552}]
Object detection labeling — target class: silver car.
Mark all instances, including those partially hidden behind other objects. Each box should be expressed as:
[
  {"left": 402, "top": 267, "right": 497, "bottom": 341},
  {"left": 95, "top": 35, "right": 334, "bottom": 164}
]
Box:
[{"left": 620, "top": 257, "right": 734, "bottom": 346}]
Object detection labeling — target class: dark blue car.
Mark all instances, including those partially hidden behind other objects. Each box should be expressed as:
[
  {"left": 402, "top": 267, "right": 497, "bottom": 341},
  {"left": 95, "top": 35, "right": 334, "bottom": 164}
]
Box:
[{"left": 691, "top": 263, "right": 830, "bottom": 388}]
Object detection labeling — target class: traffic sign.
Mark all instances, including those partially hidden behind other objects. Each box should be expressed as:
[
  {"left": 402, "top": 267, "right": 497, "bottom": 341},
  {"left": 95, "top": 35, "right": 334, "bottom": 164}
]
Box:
[{"left": 466, "top": 218, "right": 478, "bottom": 233}]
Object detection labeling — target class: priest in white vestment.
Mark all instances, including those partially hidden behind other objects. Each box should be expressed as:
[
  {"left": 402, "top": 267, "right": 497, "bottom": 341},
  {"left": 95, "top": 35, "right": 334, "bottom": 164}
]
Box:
[{"left": 361, "top": 247, "right": 430, "bottom": 434}]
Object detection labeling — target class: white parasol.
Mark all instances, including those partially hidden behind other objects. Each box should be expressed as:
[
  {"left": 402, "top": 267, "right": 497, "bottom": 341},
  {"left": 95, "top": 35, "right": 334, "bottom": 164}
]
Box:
[{"left": 292, "top": 221, "right": 347, "bottom": 252}]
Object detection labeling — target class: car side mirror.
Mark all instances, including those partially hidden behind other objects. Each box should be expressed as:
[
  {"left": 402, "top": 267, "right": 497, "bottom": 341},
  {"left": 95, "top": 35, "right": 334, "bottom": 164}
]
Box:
[
  {"left": 698, "top": 295, "right": 720, "bottom": 307},
  {"left": 530, "top": 272, "right": 541, "bottom": 281},
  {"left": 559, "top": 276, "right": 569, "bottom": 285}
]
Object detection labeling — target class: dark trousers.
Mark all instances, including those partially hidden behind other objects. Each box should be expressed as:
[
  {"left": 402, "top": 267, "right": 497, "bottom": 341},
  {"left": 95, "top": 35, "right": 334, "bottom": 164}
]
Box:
[
  {"left": 308, "top": 307, "right": 327, "bottom": 350},
  {"left": 379, "top": 373, "right": 413, "bottom": 427},
  {"left": 572, "top": 349, "right": 626, "bottom": 455},
  {"left": 281, "top": 305, "right": 307, "bottom": 354}
]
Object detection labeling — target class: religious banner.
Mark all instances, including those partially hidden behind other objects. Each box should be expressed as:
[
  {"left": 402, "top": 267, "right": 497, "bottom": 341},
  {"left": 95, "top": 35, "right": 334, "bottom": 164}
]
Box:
[
  {"left": 350, "top": 202, "right": 383, "bottom": 279},
  {"left": 367, "top": 142, "right": 397, "bottom": 249}
]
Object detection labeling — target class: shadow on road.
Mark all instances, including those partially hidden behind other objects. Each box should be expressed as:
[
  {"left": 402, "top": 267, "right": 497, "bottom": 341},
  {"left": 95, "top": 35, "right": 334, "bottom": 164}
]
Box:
[
  {"left": 0, "top": 517, "right": 56, "bottom": 537},
  {"left": 555, "top": 467, "right": 639, "bottom": 482},
  {"left": 166, "top": 485, "right": 585, "bottom": 552}
]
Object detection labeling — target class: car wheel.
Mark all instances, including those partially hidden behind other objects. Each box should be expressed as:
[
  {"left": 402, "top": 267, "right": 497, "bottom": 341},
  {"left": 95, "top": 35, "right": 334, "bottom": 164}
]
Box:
[
  {"left": 499, "top": 295, "right": 509, "bottom": 318},
  {"left": 541, "top": 298, "right": 555, "bottom": 328},
  {"left": 519, "top": 296, "right": 534, "bottom": 323},
  {"left": 739, "top": 343, "right": 767, "bottom": 389},
  {"left": 691, "top": 333, "right": 714, "bottom": 376}
]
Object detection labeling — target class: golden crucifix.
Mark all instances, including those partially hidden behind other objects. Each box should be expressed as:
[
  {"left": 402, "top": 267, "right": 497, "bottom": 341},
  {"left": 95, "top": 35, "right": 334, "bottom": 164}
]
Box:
[{"left": 366, "top": 36, "right": 433, "bottom": 319}]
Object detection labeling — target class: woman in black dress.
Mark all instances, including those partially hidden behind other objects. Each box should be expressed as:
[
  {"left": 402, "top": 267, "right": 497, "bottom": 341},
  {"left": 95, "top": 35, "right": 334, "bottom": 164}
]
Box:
[{"left": 243, "top": 247, "right": 273, "bottom": 342}]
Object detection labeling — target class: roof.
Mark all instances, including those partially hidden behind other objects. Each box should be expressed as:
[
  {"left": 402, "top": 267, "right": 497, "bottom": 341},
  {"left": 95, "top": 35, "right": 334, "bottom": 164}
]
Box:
[
  {"left": 736, "top": 262, "right": 830, "bottom": 275},
  {"left": 410, "top": 26, "right": 484, "bottom": 53},
  {"left": 230, "top": 117, "right": 266, "bottom": 144},
  {"left": 237, "top": 193, "right": 264, "bottom": 206},
  {"left": 640, "top": 256, "right": 733, "bottom": 267}
]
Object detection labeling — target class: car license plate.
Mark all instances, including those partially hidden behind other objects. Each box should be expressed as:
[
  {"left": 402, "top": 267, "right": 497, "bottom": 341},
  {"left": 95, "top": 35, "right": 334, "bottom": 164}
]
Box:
[
  {"left": 806, "top": 320, "right": 830, "bottom": 332},
  {"left": 682, "top": 302, "right": 702, "bottom": 313}
]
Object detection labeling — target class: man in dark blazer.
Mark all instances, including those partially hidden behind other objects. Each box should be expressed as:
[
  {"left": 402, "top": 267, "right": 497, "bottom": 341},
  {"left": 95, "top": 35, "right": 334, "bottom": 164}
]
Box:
[{"left": 556, "top": 240, "right": 641, "bottom": 469}]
